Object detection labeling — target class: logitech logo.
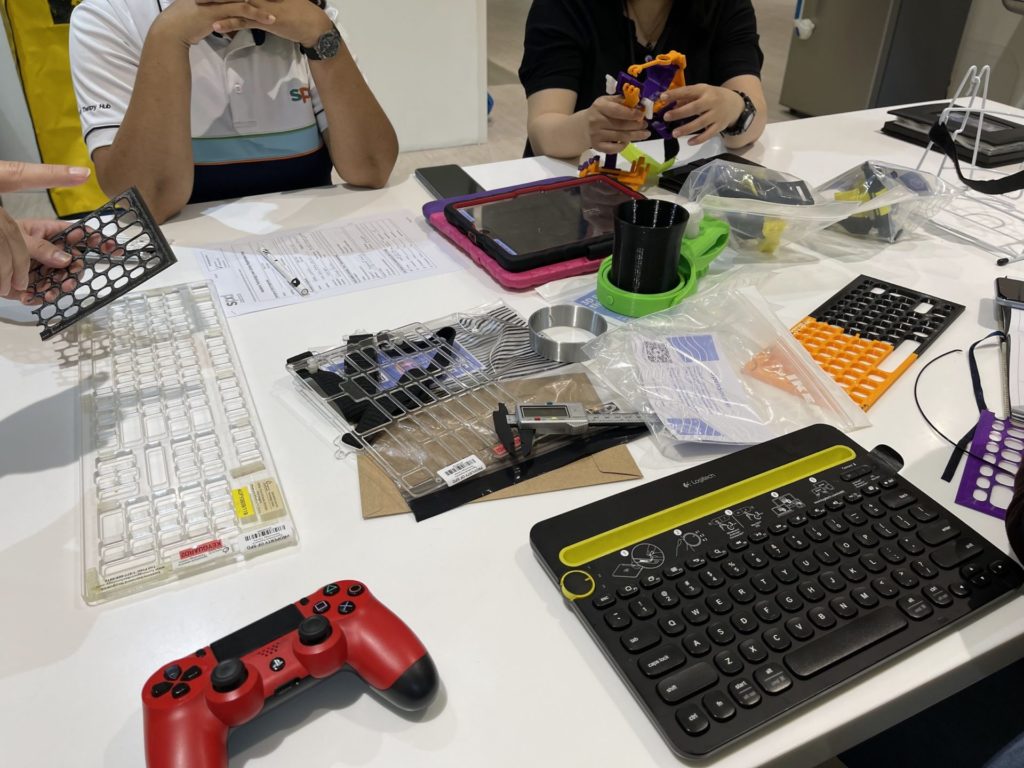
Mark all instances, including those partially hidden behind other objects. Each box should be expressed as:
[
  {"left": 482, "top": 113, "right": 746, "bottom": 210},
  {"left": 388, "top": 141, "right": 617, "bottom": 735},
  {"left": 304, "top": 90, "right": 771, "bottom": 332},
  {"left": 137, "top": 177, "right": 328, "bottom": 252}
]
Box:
[
  {"left": 682, "top": 473, "right": 715, "bottom": 489},
  {"left": 289, "top": 87, "right": 312, "bottom": 103}
]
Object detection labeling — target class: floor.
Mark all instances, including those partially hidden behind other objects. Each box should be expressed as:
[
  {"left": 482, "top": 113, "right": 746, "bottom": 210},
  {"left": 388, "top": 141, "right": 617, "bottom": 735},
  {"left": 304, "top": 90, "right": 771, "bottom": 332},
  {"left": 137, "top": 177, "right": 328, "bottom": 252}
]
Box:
[{"left": 3, "top": 0, "right": 800, "bottom": 221}]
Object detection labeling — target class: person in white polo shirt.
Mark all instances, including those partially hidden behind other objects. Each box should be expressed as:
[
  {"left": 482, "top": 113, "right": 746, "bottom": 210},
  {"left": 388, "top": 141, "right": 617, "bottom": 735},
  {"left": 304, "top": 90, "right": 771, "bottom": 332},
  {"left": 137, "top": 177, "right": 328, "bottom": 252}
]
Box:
[{"left": 69, "top": 0, "right": 398, "bottom": 223}]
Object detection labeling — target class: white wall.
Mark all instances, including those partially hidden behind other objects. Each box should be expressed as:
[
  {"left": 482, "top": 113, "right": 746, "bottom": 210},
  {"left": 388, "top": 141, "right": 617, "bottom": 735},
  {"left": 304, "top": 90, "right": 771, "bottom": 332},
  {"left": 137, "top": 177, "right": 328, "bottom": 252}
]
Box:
[
  {"left": 0, "top": 0, "right": 487, "bottom": 162},
  {"left": 951, "top": 0, "right": 1024, "bottom": 106},
  {"left": 0, "top": 26, "right": 40, "bottom": 162}
]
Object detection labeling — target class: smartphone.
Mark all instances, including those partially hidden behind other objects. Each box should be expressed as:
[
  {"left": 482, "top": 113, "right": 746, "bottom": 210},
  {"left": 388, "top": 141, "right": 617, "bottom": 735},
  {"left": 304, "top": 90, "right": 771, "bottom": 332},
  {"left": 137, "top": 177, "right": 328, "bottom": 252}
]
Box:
[
  {"left": 415, "top": 164, "right": 486, "bottom": 200},
  {"left": 997, "top": 277, "right": 1024, "bottom": 309}
]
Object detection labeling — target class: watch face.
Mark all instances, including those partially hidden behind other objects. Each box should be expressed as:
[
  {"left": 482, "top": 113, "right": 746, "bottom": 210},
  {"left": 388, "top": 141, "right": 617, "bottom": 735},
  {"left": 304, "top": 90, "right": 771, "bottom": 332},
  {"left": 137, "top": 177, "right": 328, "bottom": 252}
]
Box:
[{"left": 316, "top": 29, "right": 341, "bottom": 59}]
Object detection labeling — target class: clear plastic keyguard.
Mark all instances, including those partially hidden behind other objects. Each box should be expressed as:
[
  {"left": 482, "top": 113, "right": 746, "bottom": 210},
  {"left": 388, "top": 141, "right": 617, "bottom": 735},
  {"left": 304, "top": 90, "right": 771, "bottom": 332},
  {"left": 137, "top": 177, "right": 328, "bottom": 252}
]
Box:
[{"left": 78, "top": 282, "right": 296, "bottom": 603}]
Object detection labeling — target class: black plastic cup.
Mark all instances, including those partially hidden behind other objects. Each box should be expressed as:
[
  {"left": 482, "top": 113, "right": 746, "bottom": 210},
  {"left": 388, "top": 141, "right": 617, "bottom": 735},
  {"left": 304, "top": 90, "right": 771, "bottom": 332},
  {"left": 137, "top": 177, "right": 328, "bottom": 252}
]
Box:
[{"left": 610, "top": 199, "right": 689, "bottom": 295}]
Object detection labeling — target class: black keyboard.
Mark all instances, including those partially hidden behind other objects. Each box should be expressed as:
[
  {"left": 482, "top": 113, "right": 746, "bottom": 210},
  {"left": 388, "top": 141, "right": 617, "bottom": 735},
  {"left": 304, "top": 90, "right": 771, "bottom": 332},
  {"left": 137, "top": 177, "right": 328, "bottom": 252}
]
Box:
[{"left": 530, "top": 425, "right": 1024, "bottom": 758}]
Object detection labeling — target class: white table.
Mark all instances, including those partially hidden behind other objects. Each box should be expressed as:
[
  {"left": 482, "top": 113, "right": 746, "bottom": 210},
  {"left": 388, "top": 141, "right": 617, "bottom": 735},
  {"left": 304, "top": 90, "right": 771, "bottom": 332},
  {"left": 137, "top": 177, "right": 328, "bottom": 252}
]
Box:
[{"left": 3, "top": 106, "right": 1024, "bottom": 768}]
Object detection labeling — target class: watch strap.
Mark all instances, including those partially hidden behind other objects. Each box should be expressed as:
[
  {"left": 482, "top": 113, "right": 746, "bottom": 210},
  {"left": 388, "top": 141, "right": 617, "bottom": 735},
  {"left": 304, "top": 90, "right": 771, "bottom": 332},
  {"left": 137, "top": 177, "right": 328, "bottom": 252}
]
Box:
[{"left": 722, "top": 90, "right": 756, "bottom": 137}]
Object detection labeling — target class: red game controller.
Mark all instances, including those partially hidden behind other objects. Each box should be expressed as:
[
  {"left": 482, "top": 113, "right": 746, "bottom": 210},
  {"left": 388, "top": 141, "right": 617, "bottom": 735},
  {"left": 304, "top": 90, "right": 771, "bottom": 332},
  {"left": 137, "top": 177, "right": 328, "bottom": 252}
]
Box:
[{"left": 142, "top": 580, "right": 438, "bottom": 768}]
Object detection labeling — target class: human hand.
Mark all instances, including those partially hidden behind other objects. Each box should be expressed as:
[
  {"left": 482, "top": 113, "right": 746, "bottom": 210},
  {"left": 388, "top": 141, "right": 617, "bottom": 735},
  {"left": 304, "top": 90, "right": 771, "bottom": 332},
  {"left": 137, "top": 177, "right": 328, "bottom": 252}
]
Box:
[
  {"left": 661, "top": 84, "right": 745, "bottom": 145},
  {"left": 209, "top": 0, "right": 332, "bottom": 47},
  {"left": 152, "top": 0, "right": 277, "bottom": 47},
  {"left": 0, "top": 213, "right": 73, "bottom": 302},
  {"left": 0, "top": 161, "right": 91, "bottom": 193},
  {"left": 586, "top": 95, "right": 651, "bottom": 154}
]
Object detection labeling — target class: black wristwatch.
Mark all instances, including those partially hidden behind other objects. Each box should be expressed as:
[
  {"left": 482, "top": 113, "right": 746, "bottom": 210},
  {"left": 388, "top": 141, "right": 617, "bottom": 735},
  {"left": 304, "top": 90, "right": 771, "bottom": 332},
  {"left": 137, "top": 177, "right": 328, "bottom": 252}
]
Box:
[
  {"left": 721, "top": 90, "right": 757, "bottom": 136},
  {"left": 301, "top": 26, "right": 342, "bottom": 60}
]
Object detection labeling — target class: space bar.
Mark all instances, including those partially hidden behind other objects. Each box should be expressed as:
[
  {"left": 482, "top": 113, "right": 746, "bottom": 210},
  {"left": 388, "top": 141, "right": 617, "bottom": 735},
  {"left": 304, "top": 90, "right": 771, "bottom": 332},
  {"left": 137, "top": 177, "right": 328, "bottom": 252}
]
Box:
[{"left": 785, "top": 608, "right": 909, "bottom": 679}]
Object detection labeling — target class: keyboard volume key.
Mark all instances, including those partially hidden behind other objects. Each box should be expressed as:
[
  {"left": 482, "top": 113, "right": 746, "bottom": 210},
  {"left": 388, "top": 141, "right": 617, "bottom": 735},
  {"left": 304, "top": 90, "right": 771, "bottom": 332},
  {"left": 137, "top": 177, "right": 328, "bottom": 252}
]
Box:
[
  {"left": 656, "top": 662, "right": 718, "bottom": 704},
  {"left": 784, "top": 607, "right": 908, "bottom": 679}
]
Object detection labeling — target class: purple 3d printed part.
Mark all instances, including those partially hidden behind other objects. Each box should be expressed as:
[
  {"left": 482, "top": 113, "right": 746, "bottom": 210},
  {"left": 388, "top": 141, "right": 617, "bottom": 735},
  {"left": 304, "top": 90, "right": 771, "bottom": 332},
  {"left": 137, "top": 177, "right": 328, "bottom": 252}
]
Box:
[{"left": 955, "top": 410, "right": 1024, "bottom": 519}]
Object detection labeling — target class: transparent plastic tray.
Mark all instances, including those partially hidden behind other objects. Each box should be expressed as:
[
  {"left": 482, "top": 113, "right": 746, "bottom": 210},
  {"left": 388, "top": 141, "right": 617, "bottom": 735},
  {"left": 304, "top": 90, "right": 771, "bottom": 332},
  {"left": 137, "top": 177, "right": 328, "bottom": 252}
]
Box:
[
  {"left": 76, "top": 282, "right": 296, "bottom": 604},
  {"left": 285, "top": 303, "right": 565, "bottom": 500}
]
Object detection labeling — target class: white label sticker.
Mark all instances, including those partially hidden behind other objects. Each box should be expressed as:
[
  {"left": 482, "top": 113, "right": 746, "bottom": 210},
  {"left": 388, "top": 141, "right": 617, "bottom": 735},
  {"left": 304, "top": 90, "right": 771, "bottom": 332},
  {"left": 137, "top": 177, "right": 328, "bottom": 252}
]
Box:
[
  {"left": 437, "top": 455, "right": 485, "bottom": 487},
  {"left": 242, "top": 522, "right": 293, "bottom": 552}
]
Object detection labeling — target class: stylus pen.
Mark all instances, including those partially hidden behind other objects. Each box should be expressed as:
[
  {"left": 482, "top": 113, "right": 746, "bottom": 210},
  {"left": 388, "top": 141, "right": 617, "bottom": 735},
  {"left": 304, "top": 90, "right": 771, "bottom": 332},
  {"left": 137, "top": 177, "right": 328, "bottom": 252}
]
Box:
[{"left": 260, "top": 249, "right": 310, "bottom": 296}]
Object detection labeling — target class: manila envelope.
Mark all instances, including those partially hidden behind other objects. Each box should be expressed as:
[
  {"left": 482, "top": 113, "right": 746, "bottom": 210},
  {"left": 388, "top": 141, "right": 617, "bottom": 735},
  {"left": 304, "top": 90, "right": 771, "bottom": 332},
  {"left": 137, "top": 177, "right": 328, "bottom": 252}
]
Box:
[{"left": 356, "top": 373, "right": 643, "bottom": 518}]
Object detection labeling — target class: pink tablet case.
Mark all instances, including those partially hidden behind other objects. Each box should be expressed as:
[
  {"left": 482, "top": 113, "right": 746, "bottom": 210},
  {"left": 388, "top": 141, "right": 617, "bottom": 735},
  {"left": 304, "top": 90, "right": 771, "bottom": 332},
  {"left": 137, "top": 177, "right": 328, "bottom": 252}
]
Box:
[{"left": 423, "top": 177, "right": 639, "bottom": 291}]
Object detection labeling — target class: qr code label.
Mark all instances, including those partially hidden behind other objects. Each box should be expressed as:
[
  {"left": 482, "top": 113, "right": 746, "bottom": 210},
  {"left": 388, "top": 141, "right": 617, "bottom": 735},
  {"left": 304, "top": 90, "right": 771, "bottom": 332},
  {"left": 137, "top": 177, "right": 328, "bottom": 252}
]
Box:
[{"left": 643, "top": 341, "right": 672, "bottom": 363}]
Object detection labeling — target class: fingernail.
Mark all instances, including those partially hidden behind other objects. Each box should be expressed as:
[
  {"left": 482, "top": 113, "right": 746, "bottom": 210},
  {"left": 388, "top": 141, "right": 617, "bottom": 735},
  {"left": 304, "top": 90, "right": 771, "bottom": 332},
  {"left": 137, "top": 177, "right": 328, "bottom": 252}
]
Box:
[{"left": 69, "top": 166, "right": 91, "bottom": 179}]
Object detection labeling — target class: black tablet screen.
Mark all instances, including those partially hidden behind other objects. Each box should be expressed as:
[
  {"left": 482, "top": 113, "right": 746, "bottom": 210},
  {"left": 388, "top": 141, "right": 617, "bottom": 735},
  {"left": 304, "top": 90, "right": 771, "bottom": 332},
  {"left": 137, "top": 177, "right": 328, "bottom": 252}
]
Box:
[{"left": 454, "top": 182, "right": 635, "bottom": 257}]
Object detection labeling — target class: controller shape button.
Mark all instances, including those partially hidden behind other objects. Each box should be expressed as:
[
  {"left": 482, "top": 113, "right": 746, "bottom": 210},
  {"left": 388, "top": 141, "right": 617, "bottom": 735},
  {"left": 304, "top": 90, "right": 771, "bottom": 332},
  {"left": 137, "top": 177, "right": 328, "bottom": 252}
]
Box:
[
  {"left": 211, "top": 658, "right": 248, "bottom": 693},
  {"left": 323, "top": 583, "right": 340, "bottom": 596},
  {"left": 171, "top": 684, "right": 190, "bottom": 699},
  {"left": 182, "top": 665, "right": 202, "bottom": 681},
  {"left": 163, "top": 664, "right": 182, "bottom": 681},
  {"left": 338, "top": 600, "right": 356, "bottom": 615},
  {"left": 298, "top": 615, "right": 332, "bottom": 646},
  {"left": 312, "top": 600, "right": 330, "bottom": 614},
  {"left": 346, "top": 583, "right": 365, "bottom": 596},
  {"left": 150, "top": 681, "right": 173, "bottom": 698}
]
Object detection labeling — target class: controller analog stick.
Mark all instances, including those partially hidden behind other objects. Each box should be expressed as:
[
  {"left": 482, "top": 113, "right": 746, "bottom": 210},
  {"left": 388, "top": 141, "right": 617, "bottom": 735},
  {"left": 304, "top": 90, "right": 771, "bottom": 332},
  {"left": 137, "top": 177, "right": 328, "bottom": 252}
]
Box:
[
  {"left": 298, "top": 615, "right": 332, "bottom": 646},
  {"left": 211, "top": 658, "right": 248, "bottom": 693}
]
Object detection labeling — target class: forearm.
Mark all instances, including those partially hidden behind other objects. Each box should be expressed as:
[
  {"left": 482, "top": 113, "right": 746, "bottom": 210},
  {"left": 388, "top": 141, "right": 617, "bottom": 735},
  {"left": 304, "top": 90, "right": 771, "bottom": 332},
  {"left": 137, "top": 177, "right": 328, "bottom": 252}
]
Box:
[
  {"left": 97, "top": 27, "right": 194, "bottom": 222},
  {"left": 721, "top": 76, "right": 767, "bottom": 149},
  {"left": 311, "top": 44, "right": 397, "bottom": 188},
  {"left": 527, "top": 109, "right": 592, "bottom": 159},
  {"left": 722, "top": 107, "right": 766, "bottom": 148}
]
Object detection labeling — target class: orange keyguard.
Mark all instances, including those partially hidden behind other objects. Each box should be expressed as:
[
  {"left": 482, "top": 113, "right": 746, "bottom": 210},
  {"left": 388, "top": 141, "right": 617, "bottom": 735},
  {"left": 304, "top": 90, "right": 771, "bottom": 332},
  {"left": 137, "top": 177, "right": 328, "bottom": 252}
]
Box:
[{"left": 746, "top": 318, "right": 918, "bottom": 411}]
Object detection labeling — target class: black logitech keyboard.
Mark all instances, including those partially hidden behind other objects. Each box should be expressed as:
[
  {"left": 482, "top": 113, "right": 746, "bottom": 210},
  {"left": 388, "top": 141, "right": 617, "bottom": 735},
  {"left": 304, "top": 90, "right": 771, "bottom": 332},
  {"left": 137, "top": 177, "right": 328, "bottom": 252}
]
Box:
[{"left": 531, "top": 425, "right": 1024, "bottom": 758}]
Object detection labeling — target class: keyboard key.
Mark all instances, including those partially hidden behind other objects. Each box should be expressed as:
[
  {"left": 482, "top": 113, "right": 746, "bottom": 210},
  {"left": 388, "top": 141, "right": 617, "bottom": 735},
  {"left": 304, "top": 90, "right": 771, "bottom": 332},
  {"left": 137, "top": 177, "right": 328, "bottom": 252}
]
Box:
[
  {"left": 754, "top": 664, "right": 793, "bottom": 694},
  {"left": 845, "top": 491, "right": 864, "bottom": 503},
  {"left": 769, "top": 522, "right": 789, "bottom": 535},
  {"left": 729, "top": 678, "right": 762, "bottom": 708},
  {"left": 617, "top": 583, "right": 640, "bottom": 599},
  {"left": 991, "top": 560, "right": 1010, "bottom": 576},
  {"left": 808, "top": 607, "right": 837, "bottom": 630},
  {"left": 919, "top": 522, "right": 959, "bottom": 547},
  {"left": 862, "top": 501, "right": 886, "bottom": 518},
  {"left": 621, "top": 625, "right": 660, "bottom": 653},
  {"left": 835, "top": 538, "right": 860, "bottom": 557},
  {"left": 794, "top": 556, "right": 819, "bottom": 575},
  {"left": 930, "top": 539, "right": 982, "bottom": 570},
  {"left": 971, "top": 573, "right": 992, "bottom": 588},
  {"left": 961, "top": 563, "right": 982, "bottom": 578},
  {"left": 826, "top": 499, "right": 845, "bottom": 511},
  {"left": 605, "top": 610, "right": 631, "bottom": 630},
  {"left": 739, "top": 638, "right": 768, "bottom": 663},
  {"left": 653, "top": 587, "right": 679, "bottom": 608},
  {"left": 891, "top": 568, "right": 918, "bottom": 589},
  {"left": 729, "top": 583, "right": 756, "bottom": 604},
  {"left": 730, "top": 611, "right": 758, "bottom": 635},
  {"left": 880, "top": 489, "right": 916, "bottom": 510},
  {"left": 683, "top": 633, "right": 712, "bottom": 657},
  {"left": 789, "top": 514, "right": 808, "bottom": 527},
  {"left": 854, "top": 531, "right": 880, "bottom": 548},
  {"left": 640, "top": 573, "right": 662, "bottom": 589},
  {"left": 829, "top": 596, "right": 858, "bottom": 619},
  {"left": 749, "top": 531, "right": 769, "bottom": 543},
  {"left": 859, "top": 554, "right": 885, "bottom": 573},
  {"left": 684, "top": 604, "right": 710, "bottom": 625},
  {"left": 825, "top": 517, "right": 848, "bottom": 534},
  {"left": 722, "top": 559, "right": 747, "bottom": 578},
  {"left": 851, "top": 588, "right": 879, "bottom": 609},
  {"left": 729, "top": 539, "right": 750, "bottom": 552},
  {"left": 743, "top": 550, "right": 768, "bottom": 569},
  {"left": 871, "top": 577, "right": 899, "bottom": 599},
  {"left": 808, "top": 506, "right": 827, "bottom": 519},
  {"left": 879, "top": 545, "right": 906, "bottom": 565},
  {"left": 754, "top": 600, "right": 781, "bottom": 623},
  {"left": 762, "top": 627, "right": 790, "bottom": 651},
  {"left": 879, "top": 476, "right": 898, "bottom": 489},
  {"left": 798, "top": 581, "right": 825, "bottom": 602},
  {"left": 686, "top": 557, "right": 707, "bottom": 570},
  {"left": 863, "top": 484, "right": 881, "bottom": 496},
  {"left": 949, "top": 581, "right": 971, "bottom": 598},
  {"left": 923, "top": 584, "right": 953, "bottom": 607},
  {"left": 677, "top": 578, "right": 703, "bottom": 599},
  {"left": 699, "top": 568, "right": 725, "bottom": 588},
  {"left": 841, "top": 564, "right": 866, "bottom": 582},
  {"left": 629, "top": 597, "right": 657, "bottom": 619},
  {"left": 897, "top": 594, "right": 933, "bottom": 620},
  {"left": 707, "top": 595, "right": 733, "bottom": 615},
  {"left": 841, "top": 465, "right": 873, "bottom": 482},
  {"left": 676, "top": 704, "right": 711, "bottom": 736},
  {"left": 819, "top": 572, "right": 846, "bottom": 592},
  {"left": 785, "top": 616, "right": 814, "bottom": 640},
  {"left": 784, "top": 607, "right": 907, "bottom": 678},
  {"left": 714, "top": 649, "right": 744, "bottom": 675},
  {"left": 703, "top": 690, "right": 737, "bottom": 722},
  {"left": 639, "top": 644, "right": 687, "bottom": 678},
  {"left": 663, "top": 564, "right": 686, "bottom": 579},
  {"left": 785, "top": 533, "right": 810, "bottom": 551},
  {"left": 708, "top": 547, "right": 729, "bottom": 561},
  {"left": 592, "top": 593, "right": 615, "bottom": 609},
  {"left": 909, "top": 504, "right": 938, "bottom": 523},
  {"left": 765, "top": 543, "right": 788, "bottom": 560},
  {"left": 752, "top": 574, "right": 778, "bottom": 594},
  {"left": 873, "top": 521, "right": 898, "bottom": 540},
  {"left": 708, "top": 622, "right": 735, "bottom": 645},
  {"left": 806, "top": 524, "right": 829, "bottom": 543},
  {"left": 657, "top": 663, "right": 718, "bottom": 704},
  {"left": 891, "top": 513, "right": 916, "bottom": 531},
  {"left": 660, "top": 615, "right": 686, "bottom": 636},
  {"left": 773, "top": 565, "right": 799, "bottom": 584},
  {"left": 776, "top": 591, "right": 803, "bottom": 612},
  {"left": 911, "top": 559, "right": 938, "bottom": 579},
  {"left": 843, "top": 509, "right": 867, "bottom": 526}
]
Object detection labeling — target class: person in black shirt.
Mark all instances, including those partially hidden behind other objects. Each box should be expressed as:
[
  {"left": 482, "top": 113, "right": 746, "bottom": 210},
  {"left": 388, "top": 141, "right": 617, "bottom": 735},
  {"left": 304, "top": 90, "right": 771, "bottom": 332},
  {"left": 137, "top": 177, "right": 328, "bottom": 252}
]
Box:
[{"left": 519, "top": 0, "right": 766, "bottom": 158}]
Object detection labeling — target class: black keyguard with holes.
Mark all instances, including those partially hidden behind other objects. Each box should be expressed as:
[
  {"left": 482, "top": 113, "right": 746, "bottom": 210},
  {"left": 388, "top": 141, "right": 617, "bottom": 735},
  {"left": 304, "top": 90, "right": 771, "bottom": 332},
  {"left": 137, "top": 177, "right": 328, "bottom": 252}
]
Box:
[
  {"left": 809, "top": 275, "right": 964, "bottom": 352},
  {"left": 531, "top": 424, "right": 1023, "bottom": 758}
]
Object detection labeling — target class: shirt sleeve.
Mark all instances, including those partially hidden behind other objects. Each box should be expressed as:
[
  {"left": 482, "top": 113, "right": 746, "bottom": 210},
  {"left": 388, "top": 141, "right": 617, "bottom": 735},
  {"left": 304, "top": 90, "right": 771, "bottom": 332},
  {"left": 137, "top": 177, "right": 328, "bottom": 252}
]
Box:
[
  {"left": 709, "top": 0, "right": 764, "bottom": 85},
  {"left": 518, "top": 0, "right": 589, "bottom": 97},
  {"left": 68, "top": 0, "right": 144, "bottom": 156}
]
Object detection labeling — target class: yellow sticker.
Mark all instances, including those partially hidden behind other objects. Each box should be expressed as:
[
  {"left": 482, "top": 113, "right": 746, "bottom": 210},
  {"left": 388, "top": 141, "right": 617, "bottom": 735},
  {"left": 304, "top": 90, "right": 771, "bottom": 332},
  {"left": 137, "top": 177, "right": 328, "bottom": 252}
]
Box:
[
  {"left": 250, "top": 478, "right": 286, "bottom": 519},
  {"left": 232, "top": 487, "right": 255, "bottom": 519}
]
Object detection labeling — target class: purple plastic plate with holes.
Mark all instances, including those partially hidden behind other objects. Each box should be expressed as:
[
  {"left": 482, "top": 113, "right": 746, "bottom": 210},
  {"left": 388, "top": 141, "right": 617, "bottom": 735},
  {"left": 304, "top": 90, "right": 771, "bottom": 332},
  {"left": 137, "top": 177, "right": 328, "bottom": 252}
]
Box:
[
  {"left": 423, "top": 177, "right": 615, "bottom": 291},
  {"left": 955, "top": 410, "right": 1024, "bottom": 519}
]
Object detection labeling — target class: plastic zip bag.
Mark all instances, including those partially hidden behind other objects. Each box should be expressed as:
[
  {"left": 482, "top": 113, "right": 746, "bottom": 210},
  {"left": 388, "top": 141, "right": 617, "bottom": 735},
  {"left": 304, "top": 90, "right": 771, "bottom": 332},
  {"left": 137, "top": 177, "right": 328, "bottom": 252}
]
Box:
[{"left": 582, "top": 281, "right": 869, "bottom": 459}]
